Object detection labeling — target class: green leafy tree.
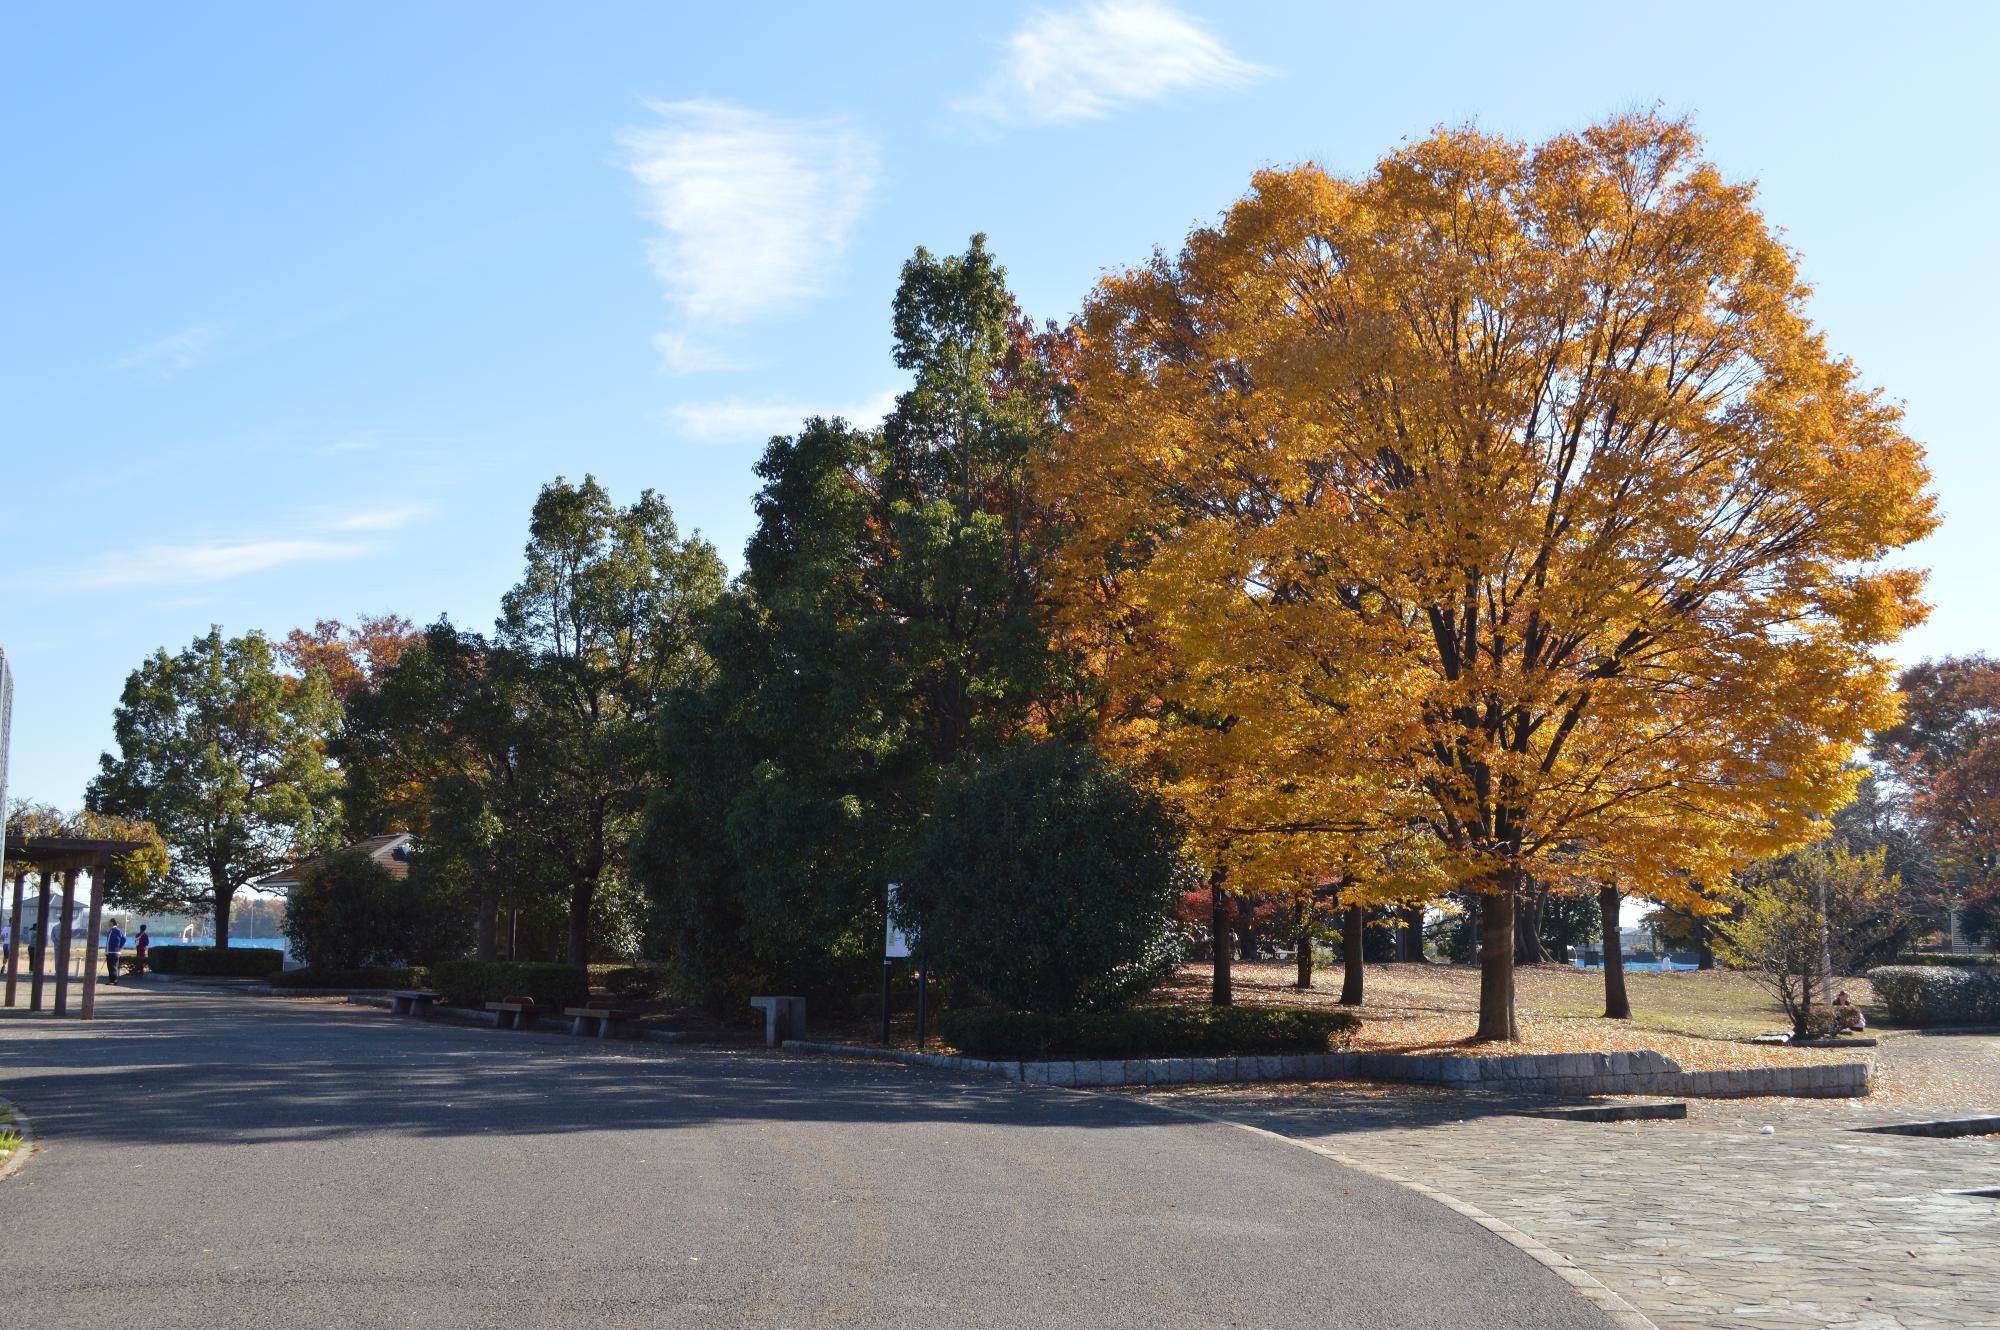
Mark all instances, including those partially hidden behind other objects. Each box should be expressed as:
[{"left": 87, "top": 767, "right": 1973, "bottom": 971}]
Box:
[
  {"left": 88, "top": 628, "right": 339, "bottom": 946},
  {"left": 638, "top": 236, "right": 1079, "bottom": 1001},
  {"left": 335, "top": 621, "right": 548, "bottom": 959},
  {"left": 497, "top": 477, "right": 725, "bottom": 965},
  {"left": 280, "top": 846, "right": 466, "bottom": 969},
  {"left": 900, "top": 742, "right": 1186, "bottom": 1014},
  {"left": 1718, "top": 844, "right": 1899, "bottom": 1040}
]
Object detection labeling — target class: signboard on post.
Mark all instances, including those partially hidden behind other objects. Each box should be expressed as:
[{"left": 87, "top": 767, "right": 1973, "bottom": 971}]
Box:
[{"left": 884, "top": 882, "right": 911, "bottom": 958}]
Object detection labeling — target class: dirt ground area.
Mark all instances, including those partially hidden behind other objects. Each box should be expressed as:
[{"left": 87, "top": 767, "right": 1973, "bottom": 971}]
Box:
[{"left": 1151, "top": 961, "right": 1885, "bottom": 1070}]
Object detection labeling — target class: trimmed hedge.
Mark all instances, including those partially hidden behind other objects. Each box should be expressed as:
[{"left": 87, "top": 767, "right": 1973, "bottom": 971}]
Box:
[
  {"left": 146, "top": 946, "right": 285, "bottom": 978},
  {"left": 590, "top": 964, "right": 668, "bottom": 1001},
  {"left": 428, "top": 961, "right": 588, "bottom": 1012},
  {"left": 939, "top": 1005, "right": 1360, "bottom": 1060},
  {"left": 1868, "top": 965, "right": 2000, "bottom": 1027},
  {"left": 1893, "top": 952, "right": 2000, "bottom": 969},
  {"left": 269, "top": 966, "right": 426, "bottom": 990}
]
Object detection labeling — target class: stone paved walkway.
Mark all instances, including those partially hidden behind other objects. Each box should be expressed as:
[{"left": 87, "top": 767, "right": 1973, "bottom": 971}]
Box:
[{"left": 1126, "top": 1034, "right": 2000, "bottom": 1330}]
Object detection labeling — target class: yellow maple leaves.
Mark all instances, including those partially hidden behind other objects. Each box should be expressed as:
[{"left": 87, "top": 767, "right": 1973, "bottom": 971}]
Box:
[{"left": 1042, "top": 113, "right": 1937, "bottom": 1035}]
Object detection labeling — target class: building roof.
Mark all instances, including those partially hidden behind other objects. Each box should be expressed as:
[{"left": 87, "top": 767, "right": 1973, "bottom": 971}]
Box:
[{"left": 254, "top": 833, "right": 414, "bottom": 891}]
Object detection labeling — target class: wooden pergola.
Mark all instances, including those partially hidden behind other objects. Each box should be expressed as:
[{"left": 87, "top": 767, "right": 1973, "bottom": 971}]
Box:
[{"left": 3, "top": 831, "right": 146, "bottom": 1020}]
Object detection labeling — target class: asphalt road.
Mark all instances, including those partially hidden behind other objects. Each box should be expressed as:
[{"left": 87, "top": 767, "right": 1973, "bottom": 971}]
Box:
[{"left": 0, "top": 985, "right": 1610, "bottom": 1329}]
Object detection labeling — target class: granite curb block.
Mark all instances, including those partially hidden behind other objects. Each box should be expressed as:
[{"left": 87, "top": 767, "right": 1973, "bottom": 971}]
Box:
[
  {"left": 780, "top": 1039, "right": 1871, "bottom": 1098},
  {"left": 0, "top": 1094, "right": 36, "bottom": 1183}
]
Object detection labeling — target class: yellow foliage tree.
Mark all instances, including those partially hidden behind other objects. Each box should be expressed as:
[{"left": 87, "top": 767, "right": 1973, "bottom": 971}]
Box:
[{"left": 1046, "top": 114, "right": 1936, "bottom": 1040}]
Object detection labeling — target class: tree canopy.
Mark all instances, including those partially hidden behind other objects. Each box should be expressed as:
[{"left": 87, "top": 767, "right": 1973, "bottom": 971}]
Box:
[
  {"left": 1046, "top": 113, "right": 1936, "bottom": 1038},
  {"left": 87, "top": 627, "right": 340, "bottom": 945}
]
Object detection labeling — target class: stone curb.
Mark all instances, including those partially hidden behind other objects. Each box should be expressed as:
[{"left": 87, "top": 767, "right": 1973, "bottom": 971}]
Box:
[
  {"left": 0, "top": 1094, "right": 36, "bottom": 1183},
  {"left": 779, "top": 1040, "right": 1871, "bottom": 1098},
  {"left": 1127, "top": 1097, "right": 1661, "bottom": 1330}
]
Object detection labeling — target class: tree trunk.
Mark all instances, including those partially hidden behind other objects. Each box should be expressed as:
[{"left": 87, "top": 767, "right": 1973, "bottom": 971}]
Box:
[
  {"left": 1600, "top": 884, "right": 1631, "bottom": 1020},
  {"left": 1474, "top": 882, "right": 1518, "bottom": 1041},
  {"left": 1696, "top": 916, "right": 1715, "bottom": 971},
  {"left": 1400, "top": 904, "right": 1425, "bottom": 962},
  {"left": 475, "top": 896, "right": 499, "bottom": 962},
  {"left": 567, "top": 881, "right": 593, "bottom": 967},
  {"left": 1515, "top": 879, "right": 1546, "bottom": 965},
  {"left": 1294, "top": 898, "right": 1313, "bottom": 988},
  {"left": 1340, "top": 903, "right": 1365, "bottom": 1006},
  {"left": 1209, "top": 880, "right": 1232, "bottom": 1006},
  {"left": 211, "top": 873, "right": 233, "bottom": 948}
]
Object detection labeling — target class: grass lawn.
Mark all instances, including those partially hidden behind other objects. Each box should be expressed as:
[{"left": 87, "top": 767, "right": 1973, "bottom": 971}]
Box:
[{"left": 1149, "top": 961, "right": 1890, "bottom": 1070}]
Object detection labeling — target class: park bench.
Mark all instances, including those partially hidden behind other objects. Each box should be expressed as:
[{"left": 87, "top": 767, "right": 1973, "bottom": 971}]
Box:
[
  {"left": 387, "top": 989, "right": 444, "bottom": 1017},
  {"left": 485, "top": 1000, "right": 539, "bottom": 1030},
  {"left": 563, "top": 1006, "right": 640, "bottom": 1039}
]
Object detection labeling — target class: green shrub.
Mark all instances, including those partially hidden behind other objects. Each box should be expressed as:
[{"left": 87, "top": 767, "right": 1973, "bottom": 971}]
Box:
[
  {"left": 590, "top": 964, "right": 669, "bottom": 1001},
  {"left": 939, "top": 1005, "right": 1360, "bottom": 1059},
  {"left": 1892, "top": 952, "right": 2000, "bottom": 968},
  {"left": 901, "top": 741, "right": 1189, "bottom": 1015},
  {"left": 428, "top": 960, "right": 588, "bottom": 1011},
  {"left": 269, "top": 966, "right": 426, "bottom": 990},
  {"left": 281, "top": 846, "right": 466, "bottom": 970},
  {"left": 1868, "top": 965, "right": 2000, "bottom": 1027},
  {"left": 146, "top": 946, "right": 285, "bottom": 978}
]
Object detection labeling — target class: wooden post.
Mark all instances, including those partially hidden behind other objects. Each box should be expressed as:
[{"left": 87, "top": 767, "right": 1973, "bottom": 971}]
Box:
[
  {"left": 80, "top": 858, "right": 107, "bottom": 1020},
  {"left": 5, "top": 866, "right": 23, "bottom": 1006},
  {"left": 54, "top": 867, "right": 78, "bottom": 1015},
  {"left": 29, "top": 869, "right": 51, "bottom": 1011}
]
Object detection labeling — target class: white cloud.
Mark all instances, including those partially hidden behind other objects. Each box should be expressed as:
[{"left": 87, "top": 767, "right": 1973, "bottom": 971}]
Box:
[
  {"left": 621, "top": 100, "right": 880, "bottom": 370},
  {"left": 957, "top": 1, "right": 1270, "bottom": 125},
  {"left": 113, "top": 322, "right": 223, "bottom": 377},
  {"left": 65, "top": 501, "right": 432, "bottom": 590},
  {"left": 667, "top": 390, "right": 899, "bottom": 444},
  {"left": 312, "top": 500, "right": 433, "bottom": 533},
  {"left": 69, "top": 538, "right": 369, "bottom": 590}
]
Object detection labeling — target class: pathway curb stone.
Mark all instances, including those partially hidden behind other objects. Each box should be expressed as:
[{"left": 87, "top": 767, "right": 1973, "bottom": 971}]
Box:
[{"left": 781, "top": 1039, "right": 1871, "bottom": 1097}]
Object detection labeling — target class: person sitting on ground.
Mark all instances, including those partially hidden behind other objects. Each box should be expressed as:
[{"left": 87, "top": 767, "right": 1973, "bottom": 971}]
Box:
[
  {"left": 1830, "top": 989, "right": 1867, "bottom": 1032},
  {"left": 104, "top": 918, "right": 127, "bottom": 984}
]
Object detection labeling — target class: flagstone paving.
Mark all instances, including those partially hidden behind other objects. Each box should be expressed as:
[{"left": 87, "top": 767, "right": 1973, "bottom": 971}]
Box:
[{"left": 1130, "top": 1034, "right": 2000, "bottom": 1330}]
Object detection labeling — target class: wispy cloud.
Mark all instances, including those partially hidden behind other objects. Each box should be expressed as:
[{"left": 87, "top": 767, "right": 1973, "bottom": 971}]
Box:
[
  {"left": 620, "top": 100, "right": 880, "bottom": 371},
  {"left": 957, "top": 1, "right": 1270, "bottom": 126},
  {"left": 312, "top": 500, "right": 433, "bottom": 533},
  {"left": 69, "top": 538, "right": 368, "bottom": 590},
  {"left": 65, "top": 501, "right": 431, "bottom": 590},
  {"left": 667, "top": 390, "right": 900, "bottom": 445},
  {"left": 113, "top": 322, "right": 224, "bottom": 377}
]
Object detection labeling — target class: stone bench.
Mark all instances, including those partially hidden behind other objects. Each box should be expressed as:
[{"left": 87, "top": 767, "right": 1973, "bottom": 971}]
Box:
[
  {"left": 750, "top": 995, "right": 805, "bottom": 1047},
  {"left": 485, "top": 1001, "right": 539, "bottom": 1030},
  {"left": 387, "top": 989, "right": 444, "bottom": 1017},
  {"left": 563, "top": 1006, "right": 640, "bottom": 1039}
]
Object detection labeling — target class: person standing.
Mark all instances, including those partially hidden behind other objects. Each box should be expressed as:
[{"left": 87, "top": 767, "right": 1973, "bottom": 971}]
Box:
[
  {"left": 132, "top": 923, "right": 150, "bottom": 977},
  {"left": 104, "top": 919, "right": 127, "bottom": 984}
]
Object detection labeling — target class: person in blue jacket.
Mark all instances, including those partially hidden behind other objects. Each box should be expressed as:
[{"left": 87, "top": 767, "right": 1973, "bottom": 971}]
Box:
[{"left": 104, "top": 919, "right": 127, "bottom": 984}]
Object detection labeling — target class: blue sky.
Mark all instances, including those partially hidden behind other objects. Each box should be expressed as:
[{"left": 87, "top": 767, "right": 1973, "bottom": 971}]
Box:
[{"left": 4, "top": 1, "right": 1995, "bottom": 811}]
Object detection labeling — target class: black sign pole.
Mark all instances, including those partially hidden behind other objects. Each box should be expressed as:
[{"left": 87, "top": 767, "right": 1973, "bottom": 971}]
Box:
[
  {"left": 915, "top": 957, "right": 928, "bottom": 1050},
  {"left": 880, "top": 957, "right": 894, "bottom": 1045}
]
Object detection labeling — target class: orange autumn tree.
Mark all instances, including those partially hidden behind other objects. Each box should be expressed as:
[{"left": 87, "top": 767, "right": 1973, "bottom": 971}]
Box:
[{"left": 1046, "top": 114, "right": 1936, "bottom": 1041}]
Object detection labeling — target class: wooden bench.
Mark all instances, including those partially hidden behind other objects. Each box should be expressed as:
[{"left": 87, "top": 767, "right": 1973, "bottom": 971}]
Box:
[
  {"left": 562, "top": 1006, "right": 639, "bottom": 1039},
  {"left": 387, "top": 989, "right": 444, "bottom": 1017},
  {"left": 485, "top": 1001, "right": 539, "bottom": 1030}
]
